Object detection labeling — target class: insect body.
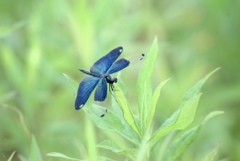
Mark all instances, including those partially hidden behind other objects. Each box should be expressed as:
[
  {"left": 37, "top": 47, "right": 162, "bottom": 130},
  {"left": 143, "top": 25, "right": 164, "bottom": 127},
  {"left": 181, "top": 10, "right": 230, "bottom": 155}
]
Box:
[{"left": 75, "top": 47, "right": 130, "bottom": 110}]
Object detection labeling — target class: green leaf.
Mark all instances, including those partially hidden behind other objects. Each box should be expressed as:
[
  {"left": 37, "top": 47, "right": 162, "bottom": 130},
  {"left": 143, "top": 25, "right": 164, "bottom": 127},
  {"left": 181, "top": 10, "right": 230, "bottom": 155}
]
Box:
[
  {"left": 63, "top": 74, "right": 140, "bottom": 144},
  {"left": 85, "top": 118, "right": 98, "bottom": 161},
  {"left": 47, "top": 152, "right": 116, "bottom": 161},
  {"left": 202, "top": 111, "right": 224, "bottom": 125},
  {"left": 137, "top": 37, "right": 159, "bottom": 132},
  {"left": 163, "top": 111, "right": 223, "bottom": 161},
  {"left": 181, "top": 68, "right": 220, "bottom": 106},
  {"left": 202, "top": 142, "right": 220, "bottom": 161},
  {"left": 63, "top": 73, "right": 79, "bottom": 91},
  {"left": 163, "top": 126, "right": 201, "bottom": 161},
  {"left": 7, "top": 151, "right": 16, "bottom": 161},
  {"left": 85, "top": 104, "right": 139, "bottom": 145},
  {"left": 97, "top": 140, "right": 136, "bottom": 159},
  {"left": 29, "top": 136, "right": 43, "bottom": 161},
  {"left": 113, "top": 84, "right": 141, "bottom": 137},
  {"left": 149, "top": 68, "right": 220, "bottom": 146},
  {"left": 46, "top": 152, "right": 83, "bottom": 161},
  {"left": 97, "top": 140, "right": 121, "bottom": 152},
  {"left": 150, "top": 93, "right": 201, "bottom": 146},
  {"left": 97, "top": 156, "right": 117, "bottom": 161},
  {"left": 146, "top": 78, "right": 170, "bottom": 130}
]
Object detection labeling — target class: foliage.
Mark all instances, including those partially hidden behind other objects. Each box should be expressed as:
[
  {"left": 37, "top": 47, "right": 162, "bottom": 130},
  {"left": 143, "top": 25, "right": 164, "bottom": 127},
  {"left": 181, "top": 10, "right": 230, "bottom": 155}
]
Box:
[
  {"left": 1, "top": 0, "right": 239, "bottom": 160},
  {"left": 56, "top": 38, "right": 222, "bottom": 161}
]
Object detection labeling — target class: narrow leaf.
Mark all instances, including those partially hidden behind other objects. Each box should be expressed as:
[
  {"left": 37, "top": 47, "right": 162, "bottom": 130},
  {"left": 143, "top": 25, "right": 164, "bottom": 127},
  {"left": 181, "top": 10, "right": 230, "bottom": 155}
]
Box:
[
  {"left": 97, "top": 140, "right": 121, "bottom": 152},
  {"left": 137, "top": 37, "right": 159, "bottom": 131},
  {"left": 97, "top": 140, "right": 136, "bottom": 159},
  {"left": 85, "top": 118, "right": 97, "bottom": 161},
  {"left": 146, "top": 78, "right": 170, "bottom": 129},
  {"left": 202, "top": 111, "right": 224, "bottom": 125},
  {"left": 63, "top": 73, "right": 79, "bottom": 90},
  {"left": 113, "top": 84, "right": 141, "bottom": 137},
  {"left": 46, "top": 152, "right": 83, "bottom": 161},
  {"left": 201, "top": 112, "right": 223, "bottom": 161},
  {"left": 97, "top": 156, "right": 117, "bottom": 161},
  {"left": 163, "top": 125, "right": 201, "bottom": 161},
  {"left": 181, "top": 68, "right": 220, "bottom": 106},
  {"left": 202, "top": 142, "right": 220, "bottom": 161},
  {"left": 7, "top": 151, "right": 16, "bottom": 161},
  {"left": 150, "top": 93, "right": 201, "bottom": 146},
  {"left": 164, "top": 111, "right": 223, "bottom": 161},
  {"left": 149, "top": 68, "right": 220, "bottom": 146},
  {"left": 85, "top": 104, "right": 139, "bottom": 145},
  {"left": 29, "top": 136, "right": 43, "bottom": 161}
]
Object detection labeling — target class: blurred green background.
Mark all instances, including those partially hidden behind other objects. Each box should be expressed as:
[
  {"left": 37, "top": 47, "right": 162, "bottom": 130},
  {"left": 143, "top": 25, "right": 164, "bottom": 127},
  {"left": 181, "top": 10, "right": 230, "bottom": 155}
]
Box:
[{"left": 0, "top": 0, "right": 239, "bottom": 160}]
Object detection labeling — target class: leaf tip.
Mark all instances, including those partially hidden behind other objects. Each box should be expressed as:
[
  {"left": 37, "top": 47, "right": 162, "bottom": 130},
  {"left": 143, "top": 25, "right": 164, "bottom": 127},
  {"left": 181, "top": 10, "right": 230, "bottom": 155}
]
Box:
[{"left": 202, "top": 111, "right": 224, "bottom": 125}]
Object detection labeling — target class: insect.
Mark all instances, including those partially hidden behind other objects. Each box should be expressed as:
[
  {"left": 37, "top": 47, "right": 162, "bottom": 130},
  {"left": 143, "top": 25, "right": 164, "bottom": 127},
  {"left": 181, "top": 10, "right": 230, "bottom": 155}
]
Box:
[{"left": 75, "top": 46, "right": 144, "bottom": 110}]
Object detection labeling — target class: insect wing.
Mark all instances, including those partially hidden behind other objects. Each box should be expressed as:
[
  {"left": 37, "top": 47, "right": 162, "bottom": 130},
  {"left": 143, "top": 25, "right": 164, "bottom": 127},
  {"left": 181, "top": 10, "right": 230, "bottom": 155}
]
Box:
[
  {"left": 94, "top": 78, "right": 107, "bottom": 101},
  {"left": 90, "top": 46, "right": 123, "bottom": 74},
  {"left": 124, "top": 53, "right": 145, "bottom": 64},
  {"left": 107, "top": 53, "right": 145, "bottom": 74},
  {"left": 75, "top": 76, "right": 99, "bottom": 110},
  {"left": 107, "top": 58, "right": 130, "bottom": 74}
]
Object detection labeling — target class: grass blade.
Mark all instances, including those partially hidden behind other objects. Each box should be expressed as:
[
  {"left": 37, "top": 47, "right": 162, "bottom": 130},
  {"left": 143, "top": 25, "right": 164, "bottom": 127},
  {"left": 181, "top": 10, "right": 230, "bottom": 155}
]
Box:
[
  {"left": 47, "top": 152, "right": 83, "bottom": 161},
  {"left": 29, "top": 136, "right": 43, "bottom": 161},
  {"left": 7, "top": 151, "right": 16, "bottom": 161}
]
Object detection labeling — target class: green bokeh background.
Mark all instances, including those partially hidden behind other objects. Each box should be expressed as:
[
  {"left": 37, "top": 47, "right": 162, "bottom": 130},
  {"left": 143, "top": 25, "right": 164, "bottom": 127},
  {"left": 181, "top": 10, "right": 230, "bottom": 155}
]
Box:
[{"left": 0, "top": 0, "right": 239, "bottom": 160}]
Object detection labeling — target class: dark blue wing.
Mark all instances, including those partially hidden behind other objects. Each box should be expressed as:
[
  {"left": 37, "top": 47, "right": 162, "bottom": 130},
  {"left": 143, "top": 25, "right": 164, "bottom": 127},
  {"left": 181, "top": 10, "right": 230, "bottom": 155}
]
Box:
[
  {"left": 107, "top": 58, "right": 130, "bottom": 74},
  {"left": 75, "top": 76, "right": 100, "bottom": 110},
  {"left": 94, "top": 78, "right": 107, "bottom": 101},
  {"left": 90, "top": 46, "right": 123, "bottom": 75}
]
